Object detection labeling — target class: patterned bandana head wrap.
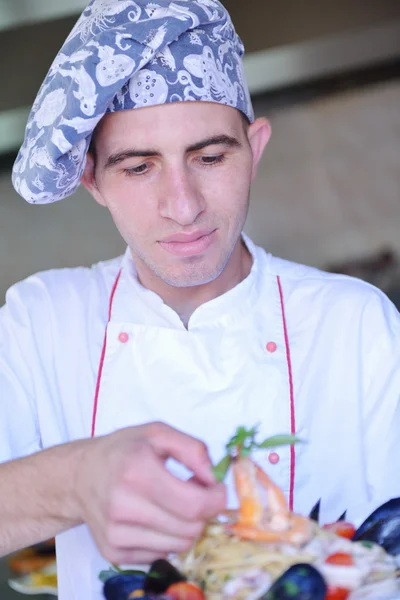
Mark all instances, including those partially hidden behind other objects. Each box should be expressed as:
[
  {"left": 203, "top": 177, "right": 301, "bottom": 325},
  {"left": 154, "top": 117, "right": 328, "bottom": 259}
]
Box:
[{"left": 12, "top": 0, "right": 254, "bottom": 204}]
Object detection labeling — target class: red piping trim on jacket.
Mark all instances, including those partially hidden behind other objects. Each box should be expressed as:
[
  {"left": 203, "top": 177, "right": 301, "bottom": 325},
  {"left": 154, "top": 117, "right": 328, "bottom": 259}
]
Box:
[
  {"left": 91, "top": 270, "right": 122, "bottom": 438},
  {"left": 277, "top": 275, "right": 296, "bottom": 512},
  {"left": 91, "top": 271, "right": 297, "bottom": 511}
]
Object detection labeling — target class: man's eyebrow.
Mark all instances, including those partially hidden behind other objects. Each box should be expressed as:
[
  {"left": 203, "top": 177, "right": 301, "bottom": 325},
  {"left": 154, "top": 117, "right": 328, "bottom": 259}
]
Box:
[
  {"left": 104, "top": 149, "right": 161, "bottom": 169},
  {"left": 186, "top": 135, "right": 241, "bottom": 153},
  {"left": 103, "top": 135, "right": 241, "bottom": 169}
]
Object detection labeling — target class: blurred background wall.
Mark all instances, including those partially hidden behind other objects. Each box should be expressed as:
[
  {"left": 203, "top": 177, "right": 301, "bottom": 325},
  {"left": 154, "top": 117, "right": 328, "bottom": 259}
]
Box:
[{"left": 0, "top": 0, "right": 400, "bottom": 304}]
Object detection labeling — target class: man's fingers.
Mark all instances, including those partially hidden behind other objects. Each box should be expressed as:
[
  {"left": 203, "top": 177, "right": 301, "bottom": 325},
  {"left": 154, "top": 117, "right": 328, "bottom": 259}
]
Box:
[
  {"left": 148, "top": 468, "right": 226, "bottom": 522},
  {"left": 147, "top": 422, "right": 216, "bottom": 486},
  {"left": 112, "top": 492, "right": 206, "bottom": 539},
  {"left": 86, "top": 423, "right": 227, "bottom": 568},
  {"left": 111, "top": 438, "right": 225, "bottom": 525},
  {"left": 106, "top": 548, "right": 167, "bottom": 566},
  {"left": 105, "top": 523, "right": 195, "bottom": 558}
]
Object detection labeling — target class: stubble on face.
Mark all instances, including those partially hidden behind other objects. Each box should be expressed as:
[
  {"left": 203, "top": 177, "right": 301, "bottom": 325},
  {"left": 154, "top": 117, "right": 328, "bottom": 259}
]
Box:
[{"left": 128, "top": 193, "right": 251, "bottom": 289}]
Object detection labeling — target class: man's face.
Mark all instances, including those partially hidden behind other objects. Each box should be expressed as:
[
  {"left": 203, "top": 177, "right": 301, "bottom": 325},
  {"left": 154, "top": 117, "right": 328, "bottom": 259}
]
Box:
[{"left": 83, "top": 102, "right": 269, "bottom": 288}]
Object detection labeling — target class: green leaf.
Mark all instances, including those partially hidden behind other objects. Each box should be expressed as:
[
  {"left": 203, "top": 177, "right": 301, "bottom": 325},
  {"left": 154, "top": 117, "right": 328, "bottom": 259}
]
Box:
[
  {"left": 222, "top": 427, "right": 304, "bottom": 462},
  {"left": 99, "top": 565, "right": 146, "bottom": 580},
  {"left": 111, "top": 563, "right": 123, "bottom": 573},
  {"left": 99, "top": 568, "right": 119, "bottom": 582},
  {"left": 212, "top": 454, "right": 231, "bottom": 482},
  {"left": 360, "top": 541, "right": 375, "bottom": 549},
  {"left": 257, "top": 434, "right": 303, "bottom": 449},
  {"left": 240, "top": 447, "right": 252, "bottom": 457},
  {"left": 226, "top": 425, "right": 260, "bottom": 454},
  {"left": 111, "top": 563, "right": 145, "bottom": 574},
  {"left": 146, "top": 570, "right": 162, "bottom": 579}
]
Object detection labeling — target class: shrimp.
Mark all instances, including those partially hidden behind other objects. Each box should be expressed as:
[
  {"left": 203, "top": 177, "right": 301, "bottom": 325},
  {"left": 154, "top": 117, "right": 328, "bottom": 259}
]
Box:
[
  {"left": 229, "top": 456, "right": 314, "bottom": 547},
  {"left": 232, "top": 456, "right": 264, "bottom": 528}
]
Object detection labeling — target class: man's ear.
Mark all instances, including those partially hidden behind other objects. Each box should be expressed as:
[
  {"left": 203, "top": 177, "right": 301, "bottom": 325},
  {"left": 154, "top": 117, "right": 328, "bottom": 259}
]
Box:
[
  {"left": 81, "top": 153, "right": 107, "bottom": 207},
  {"left": 247, "top": 118, "right": 271, "bottom": 181}
]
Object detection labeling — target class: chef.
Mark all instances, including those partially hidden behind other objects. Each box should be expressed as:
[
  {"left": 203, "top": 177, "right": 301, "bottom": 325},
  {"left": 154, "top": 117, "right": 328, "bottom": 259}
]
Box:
[{"left": 1, "top": 0, "right": 400, "bottom": 598}]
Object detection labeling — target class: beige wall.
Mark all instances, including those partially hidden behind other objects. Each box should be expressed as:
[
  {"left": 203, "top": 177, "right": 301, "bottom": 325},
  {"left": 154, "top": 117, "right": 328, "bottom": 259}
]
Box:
[
  {"left": 229, "top": 0, "right": 400, "bottom": 53},
  {"left": 0, "top": 17, "right": 76, "bottom": 112}
]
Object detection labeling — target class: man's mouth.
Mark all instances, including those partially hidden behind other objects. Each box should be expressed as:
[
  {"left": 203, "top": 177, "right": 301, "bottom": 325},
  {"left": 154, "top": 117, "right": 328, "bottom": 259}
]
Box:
[{"left": 159, "top": 229, "right": 217, "bottom": 257}]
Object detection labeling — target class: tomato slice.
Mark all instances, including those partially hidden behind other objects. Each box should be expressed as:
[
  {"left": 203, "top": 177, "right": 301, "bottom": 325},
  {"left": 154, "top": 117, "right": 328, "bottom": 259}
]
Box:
[
  {"left": 323, "top": 521, "right": 356, "bottom": 540},
  {"left": 166, "top": 582, "right": 205, "bottom": 600},
  {"left": 325, "top": 585, "right": 351, "bottom": 600},
  {"left": 325, "top": 552, "right": 354, "bottom": 566}
]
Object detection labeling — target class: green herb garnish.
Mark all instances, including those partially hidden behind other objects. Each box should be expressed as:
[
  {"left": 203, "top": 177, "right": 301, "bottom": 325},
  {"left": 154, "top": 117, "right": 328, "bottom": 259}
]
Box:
[
  {"left": 98, "top": 565, "right": 146, "bottom": 583},
  {"left": 257, "top": 434, "right": 302, "bottom": 449},
  {"left": 212, "top": 425, "right": 302, "bottom": 482},
  {"left": 212, "top": 454, "right": 232, "bottom": 482},
  {"left": 99, "top": 568, "right": 119, "bottom": 583},
  {"left": 360, "top": 541, "right": 375, "bottom": 549}
]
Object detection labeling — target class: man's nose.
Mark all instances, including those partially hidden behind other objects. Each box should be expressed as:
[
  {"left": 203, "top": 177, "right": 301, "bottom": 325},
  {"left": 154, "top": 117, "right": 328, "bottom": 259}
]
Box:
[{"left": 159, "top": 166, "right": 206, "bottom": 226}]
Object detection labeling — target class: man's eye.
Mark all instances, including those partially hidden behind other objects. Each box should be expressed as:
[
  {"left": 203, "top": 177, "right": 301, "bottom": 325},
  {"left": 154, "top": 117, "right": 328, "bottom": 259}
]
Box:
[
  {"left": 199, "top": 155, "right": 226, "bottom": 166},
  {"left": 124, "top": 163, "right": 149, "bottom": 176}
]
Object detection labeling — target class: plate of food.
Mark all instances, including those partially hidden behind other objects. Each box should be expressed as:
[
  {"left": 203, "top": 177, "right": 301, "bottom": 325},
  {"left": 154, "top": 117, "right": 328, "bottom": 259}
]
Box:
[
  {"left": 8, "top": 560, "right": 58, "bottom": 596},
  {"left": 99, "top": 427, "right": 400, "bottom": 600}
]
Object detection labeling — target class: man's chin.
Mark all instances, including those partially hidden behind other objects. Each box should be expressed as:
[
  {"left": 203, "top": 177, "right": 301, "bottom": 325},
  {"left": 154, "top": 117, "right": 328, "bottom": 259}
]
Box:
[
  {"left": 159, "top": 272, "right": 219, "bottom": 289},
  {"left": 157, "top": 260, "right": 224, "bottom": 288}
]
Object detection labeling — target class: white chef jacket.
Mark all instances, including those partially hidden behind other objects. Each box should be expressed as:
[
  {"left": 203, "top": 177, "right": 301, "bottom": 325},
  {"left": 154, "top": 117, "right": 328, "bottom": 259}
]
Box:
[{"left": 1, "top": 233, "right": 400, "bottom": 600}]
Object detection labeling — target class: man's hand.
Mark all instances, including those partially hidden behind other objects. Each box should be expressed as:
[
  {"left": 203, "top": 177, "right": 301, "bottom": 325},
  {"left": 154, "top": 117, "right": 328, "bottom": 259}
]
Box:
[{"left": 74, "top": 422, "right": 226, "bottom": 565}]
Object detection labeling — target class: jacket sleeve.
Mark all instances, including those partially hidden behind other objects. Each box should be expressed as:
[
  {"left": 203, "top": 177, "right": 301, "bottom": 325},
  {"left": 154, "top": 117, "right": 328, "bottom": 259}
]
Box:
[
  {"left": 360, "top": 290, "right": 400, "bottom": 511},
  {"left": 0, "top": 283, "right": 42, "bottom": 463}
]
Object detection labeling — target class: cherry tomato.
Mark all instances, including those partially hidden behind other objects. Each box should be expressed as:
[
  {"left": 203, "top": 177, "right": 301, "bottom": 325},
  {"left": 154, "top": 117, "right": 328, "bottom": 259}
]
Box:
[
  {"left": 325, "top": 552, "right": 354, "bottom": 566},
  {"left": 323, "top": 521, "right": 356, "bottom": 540},
  {"left": 325, "top": 586, "right": 351, "bottom": 600},
  {"left": 166, "top": 582, "right": 205, "bottom": 600}
]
